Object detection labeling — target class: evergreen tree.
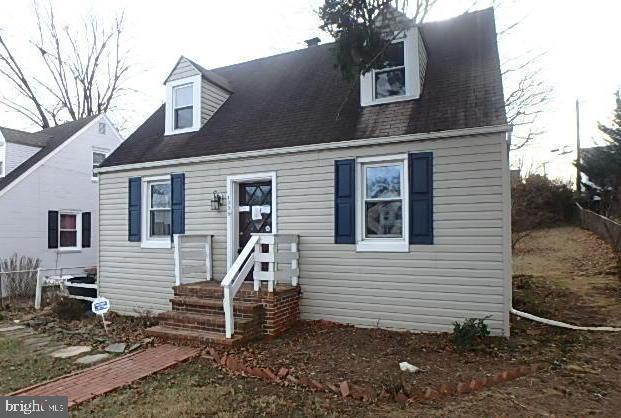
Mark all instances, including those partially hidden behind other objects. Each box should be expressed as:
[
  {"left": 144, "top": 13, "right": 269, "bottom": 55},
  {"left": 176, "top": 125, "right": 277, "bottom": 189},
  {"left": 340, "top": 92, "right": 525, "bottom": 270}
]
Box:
[{"left": 577, "top": 90, "right": 621, "bottom": 216}]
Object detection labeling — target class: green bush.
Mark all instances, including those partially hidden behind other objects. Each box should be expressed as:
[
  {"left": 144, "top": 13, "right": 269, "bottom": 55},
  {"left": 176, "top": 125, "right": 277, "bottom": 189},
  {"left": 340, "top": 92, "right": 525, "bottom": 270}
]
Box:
[{"left": 452, "top": 317, "right": 491, "bottom": 351}]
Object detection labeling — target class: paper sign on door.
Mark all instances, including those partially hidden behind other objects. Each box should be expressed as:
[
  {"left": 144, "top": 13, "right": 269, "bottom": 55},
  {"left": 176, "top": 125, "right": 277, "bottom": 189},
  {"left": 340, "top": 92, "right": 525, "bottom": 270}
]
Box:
[{"left": 252, "top": 206, "right": 262, "bottom": 220}]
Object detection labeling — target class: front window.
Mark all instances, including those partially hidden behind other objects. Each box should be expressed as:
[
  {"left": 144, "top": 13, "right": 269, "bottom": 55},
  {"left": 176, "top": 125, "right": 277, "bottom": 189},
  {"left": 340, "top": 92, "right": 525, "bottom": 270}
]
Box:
[
  {"left": 92, "top": 150, "right": 107, "bottom": 180},
  {"left": 59, "top": 213, "right": 79, "bottom": 248},
  {"left": 148, "top": 181, "right": 171, "bottom": 238},
  {"left": 374, "top": 41, "right": 406, "bottom": 99},
  {"left": 173, "top": 84, "right": 193, "bottom": 130},
  {"left": 357, "top": 155, "right": 409, "bottom": 252}
]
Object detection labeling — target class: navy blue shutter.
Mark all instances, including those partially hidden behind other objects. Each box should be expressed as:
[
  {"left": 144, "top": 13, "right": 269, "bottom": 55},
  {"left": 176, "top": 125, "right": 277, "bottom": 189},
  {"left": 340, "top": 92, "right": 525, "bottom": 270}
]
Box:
[
  {"left": 171, "top": 173, "right": 185, "bottom": 238},
  {"left": 48, "top": 210, "right": 59, "bottom": 249},
  {"left": 82, "top": 212, "right": 92, "bottom": 248},
  {"left": 128, "top": 177, "right": 142, "bottom": 242},
  {"left": 409, "top": 152, "right": 433, "bottom": 244},
  {"left": 334, "top": 159, "right": 355, "bottom": 244}
]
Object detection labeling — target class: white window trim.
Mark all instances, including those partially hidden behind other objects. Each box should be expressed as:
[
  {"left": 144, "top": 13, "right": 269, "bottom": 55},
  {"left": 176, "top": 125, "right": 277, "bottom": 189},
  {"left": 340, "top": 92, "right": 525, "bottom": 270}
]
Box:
[
  {"left": 92, "top": 147, "right": 109, "bottom": 182},
  {"left": 58, "top": 210, "right": 82, "bottom": 252},
  {"left": 164, "top": 74, "right": 202, "bottom": 135},
  {"left": 141, "top": 175, "right": 172, "bottom": 249},
  {"left": 360, "top": 27, "right": 422, "bottom": 107},
  {"left": 226, "top": 171, "right": 278, "bottom": 269},
  {"left": 0, "top": 131, "right": 5, "bottom": 178},
  {"left": 356, "top": 154, "right": 409, "bottom": 252}
]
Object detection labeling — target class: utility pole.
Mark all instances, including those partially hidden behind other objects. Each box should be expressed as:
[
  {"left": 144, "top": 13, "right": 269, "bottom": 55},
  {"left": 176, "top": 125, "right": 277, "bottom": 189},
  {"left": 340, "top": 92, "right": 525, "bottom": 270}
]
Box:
[{"left": 576, "top": 99, "right": 581, "bottom": 193}]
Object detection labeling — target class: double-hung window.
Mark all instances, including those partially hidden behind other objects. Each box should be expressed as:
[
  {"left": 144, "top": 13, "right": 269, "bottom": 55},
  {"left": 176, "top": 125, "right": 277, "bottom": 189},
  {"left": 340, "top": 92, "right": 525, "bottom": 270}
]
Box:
[
  {"left": 373, "top": 40, "right": 406, "bottom": 99},
  {"left": 145, "top": 179, "right": 172, "bottom": 245},
  {"left": 59, "top": 212, "right": 80, "bottom": 250},
  {"left": 357, "top": 155, "right": 409, "bottom": 252},
  {"left": 92, "top": 149, "right": 108, "bottom": 180},
  {"left": 173, "top": 84, "right": 193, "bottom": 130}
]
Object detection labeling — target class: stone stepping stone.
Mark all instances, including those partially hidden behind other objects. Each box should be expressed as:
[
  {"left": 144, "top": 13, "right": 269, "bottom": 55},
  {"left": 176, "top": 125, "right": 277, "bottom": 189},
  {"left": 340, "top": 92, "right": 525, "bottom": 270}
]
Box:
[
  {"left": 39, "top": 345, "right": 68, "bottom": 355},
  {"left": 0, "top": 325, "right": 25, "bottom": 332},
  {"left": 75, "top": 353, "right": 111, "bottom": 365},
  {"left": 104, "top": 343, "right": 126, "bottom": 353},
  {"left": 50, "top": 346, "right": 92, "bottom": 358}
]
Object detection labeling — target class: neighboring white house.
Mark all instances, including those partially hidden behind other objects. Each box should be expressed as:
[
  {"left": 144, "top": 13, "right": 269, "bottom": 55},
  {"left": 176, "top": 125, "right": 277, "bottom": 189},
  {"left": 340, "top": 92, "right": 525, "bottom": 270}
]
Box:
[
  {"left": 0, "top": 114, "right": 123, "bottom": 271},
  {"left": 96, "top": 9, "right": 512, "bottom": 338}
]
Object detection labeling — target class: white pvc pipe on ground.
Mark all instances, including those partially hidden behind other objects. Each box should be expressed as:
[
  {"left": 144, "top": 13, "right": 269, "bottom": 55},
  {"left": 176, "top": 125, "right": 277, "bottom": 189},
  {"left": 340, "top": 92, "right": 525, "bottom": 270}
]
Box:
[{"left": 511, "top": 308, "right": 621, "bottom": 332}]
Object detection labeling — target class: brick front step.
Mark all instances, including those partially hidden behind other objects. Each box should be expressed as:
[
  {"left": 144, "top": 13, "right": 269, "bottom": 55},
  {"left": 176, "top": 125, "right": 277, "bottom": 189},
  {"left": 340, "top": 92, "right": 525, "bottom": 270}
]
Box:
[
  {"left": 157, "top": 311, "right": 261, "bottom": 337},
  {"left": 171, "top": 296, "right": 263, "bottom": 319},
  {"left": 145, "top": 325, "right": 248, "bottom": 346}
]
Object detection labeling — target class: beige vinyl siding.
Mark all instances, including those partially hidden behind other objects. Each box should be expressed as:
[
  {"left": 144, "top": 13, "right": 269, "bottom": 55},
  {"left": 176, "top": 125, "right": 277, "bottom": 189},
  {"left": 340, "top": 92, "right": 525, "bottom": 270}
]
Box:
[
  {"left": 167, "top": 57, "right": 199, "bottom": 82},
  {"left": 200, "top": 82, "right": 229, "bottom": 125},
  {"left": 98, "top": 132, "right": 510, "bottom": 335}
]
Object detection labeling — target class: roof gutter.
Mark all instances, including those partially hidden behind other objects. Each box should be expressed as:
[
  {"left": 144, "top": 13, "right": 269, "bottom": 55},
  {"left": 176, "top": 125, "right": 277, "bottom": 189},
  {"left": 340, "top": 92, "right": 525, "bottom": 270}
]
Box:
[{"left": 96, "top": 124, "right": 511, "bottom": 174}]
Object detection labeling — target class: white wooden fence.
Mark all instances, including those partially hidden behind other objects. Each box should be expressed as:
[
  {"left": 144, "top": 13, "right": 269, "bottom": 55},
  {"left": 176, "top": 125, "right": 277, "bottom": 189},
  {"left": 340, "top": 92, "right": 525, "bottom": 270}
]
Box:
[
  {"left": 174, "top": 234, "right": 213, "bottom": 285},
  {"left": 32, "top": 267, "right": 98, "bottom": 309}
]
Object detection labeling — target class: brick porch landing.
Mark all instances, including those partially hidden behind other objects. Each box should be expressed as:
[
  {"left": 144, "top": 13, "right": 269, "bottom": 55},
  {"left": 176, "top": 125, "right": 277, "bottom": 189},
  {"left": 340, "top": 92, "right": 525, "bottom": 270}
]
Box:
[
  {"left": 10, "top": 344, "right": 200, "bottom": 407},
  {"left": 146, "top": 281, "right": 301, "bottom": 346}
]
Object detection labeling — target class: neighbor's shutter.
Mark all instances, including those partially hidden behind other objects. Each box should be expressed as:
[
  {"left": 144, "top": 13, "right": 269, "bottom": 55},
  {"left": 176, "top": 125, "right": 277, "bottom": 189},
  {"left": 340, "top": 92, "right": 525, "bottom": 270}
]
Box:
[
  {"left": 171, "top": 173, "right": 185, "bottom": 238},
  {"left": 82, "top": 212, "right": 92, "bottom": 248},
  {"left": 48, "top": 210, "right": 59, "bottom": 249},
  {"left": 128, "top": 177, "right": 142, "bottom": 242},
  {"left": 409, "top": 152, "right": 433, "bottom": 244},
  {"left": 334, "top": 159, "right": 355, "bottom": 244}
]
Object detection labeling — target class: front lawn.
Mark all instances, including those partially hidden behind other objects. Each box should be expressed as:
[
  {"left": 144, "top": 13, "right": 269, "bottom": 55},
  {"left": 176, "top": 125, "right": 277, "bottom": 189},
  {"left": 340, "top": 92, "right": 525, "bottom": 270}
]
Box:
[{"left": 0, "top": 337, "right": 79, "bottom": 393}]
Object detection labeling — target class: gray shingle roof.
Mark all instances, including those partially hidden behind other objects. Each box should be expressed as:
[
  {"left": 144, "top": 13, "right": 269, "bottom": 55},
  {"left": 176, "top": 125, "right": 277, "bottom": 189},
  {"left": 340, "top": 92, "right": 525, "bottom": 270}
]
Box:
[
  {"left": 102, "top": 8, "right": 506, "bottom": 169},
  {"left": 0, "top": 116, "right": 98, "bottom": 192}
]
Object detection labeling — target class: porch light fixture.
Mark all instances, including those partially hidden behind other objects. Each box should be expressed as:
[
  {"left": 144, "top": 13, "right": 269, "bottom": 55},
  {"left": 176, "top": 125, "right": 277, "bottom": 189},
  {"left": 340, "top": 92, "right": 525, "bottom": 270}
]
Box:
[{"left": 210, "top": 191, "right": 224, "bottom": 211}]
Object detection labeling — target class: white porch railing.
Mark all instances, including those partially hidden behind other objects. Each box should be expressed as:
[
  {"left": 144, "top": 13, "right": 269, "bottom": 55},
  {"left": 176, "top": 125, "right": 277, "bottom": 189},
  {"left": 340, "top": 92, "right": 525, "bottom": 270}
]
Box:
[
  {"left": 221, "top": 233, "right": 299, "bottom": 338},
  {"left": 174, "top": 234, "right": 213, "bottom": 285}
]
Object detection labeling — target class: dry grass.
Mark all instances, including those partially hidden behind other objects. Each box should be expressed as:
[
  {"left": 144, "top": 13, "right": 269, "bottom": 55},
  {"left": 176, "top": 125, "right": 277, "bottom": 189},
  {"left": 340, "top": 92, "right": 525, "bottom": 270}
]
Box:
[{"left": 514, "top": 226, "right": 621, "bottom": 325}]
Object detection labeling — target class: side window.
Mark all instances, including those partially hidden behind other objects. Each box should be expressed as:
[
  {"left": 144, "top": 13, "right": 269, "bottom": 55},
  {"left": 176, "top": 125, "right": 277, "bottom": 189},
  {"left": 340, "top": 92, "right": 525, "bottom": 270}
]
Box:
[
  {"left": 373, "top": 41, "right": 406, "bottom": 99},
  {"left": 92, "top": 150, "right": 108, "bottom": 180}
]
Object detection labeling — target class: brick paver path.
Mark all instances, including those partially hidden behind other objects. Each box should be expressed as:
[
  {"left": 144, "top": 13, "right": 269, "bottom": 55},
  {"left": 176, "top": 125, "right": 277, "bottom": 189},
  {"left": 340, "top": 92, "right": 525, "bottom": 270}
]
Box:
[{"left": 10, "top": 344, "right": 200, "bottom": 407}]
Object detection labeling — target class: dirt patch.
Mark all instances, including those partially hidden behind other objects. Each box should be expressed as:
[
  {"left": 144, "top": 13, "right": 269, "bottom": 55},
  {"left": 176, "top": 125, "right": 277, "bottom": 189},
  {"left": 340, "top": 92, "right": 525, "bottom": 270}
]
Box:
[
  {"left": 514, "top": 226, "right": 621, "bottom": 325},
  {"left": 227, "top": 321, "right": 526, "bottom": 398}
]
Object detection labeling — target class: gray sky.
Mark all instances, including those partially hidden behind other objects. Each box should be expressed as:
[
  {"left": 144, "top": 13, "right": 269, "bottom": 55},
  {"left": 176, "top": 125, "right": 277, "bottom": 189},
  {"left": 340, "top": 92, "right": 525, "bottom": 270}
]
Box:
[{"left": 0, "top": 0, "right": 619, "bottom": 181}]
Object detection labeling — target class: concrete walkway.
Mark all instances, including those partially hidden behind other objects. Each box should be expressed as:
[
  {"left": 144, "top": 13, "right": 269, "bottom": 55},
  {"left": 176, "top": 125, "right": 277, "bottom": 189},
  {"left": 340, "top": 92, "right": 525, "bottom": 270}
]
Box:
[{"left": 10, "top": 344, "right": 200, "bottom": 407}]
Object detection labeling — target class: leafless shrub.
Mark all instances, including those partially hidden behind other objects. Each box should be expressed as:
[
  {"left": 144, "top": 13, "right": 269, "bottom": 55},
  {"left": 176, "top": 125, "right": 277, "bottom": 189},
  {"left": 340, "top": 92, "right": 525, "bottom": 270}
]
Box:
[{"left": 0, "top": 254, "right": 40, "bottom": 307}]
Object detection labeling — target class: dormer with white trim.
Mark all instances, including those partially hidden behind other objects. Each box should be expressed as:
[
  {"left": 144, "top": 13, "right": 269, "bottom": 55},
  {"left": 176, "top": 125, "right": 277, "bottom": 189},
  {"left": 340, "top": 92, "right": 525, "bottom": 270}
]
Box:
[
  {"left": 360, "top": 25, "right": 427, "bottom": 107},
  {"left": 164, "top": 56, "right": 233, "bottom": 136}
]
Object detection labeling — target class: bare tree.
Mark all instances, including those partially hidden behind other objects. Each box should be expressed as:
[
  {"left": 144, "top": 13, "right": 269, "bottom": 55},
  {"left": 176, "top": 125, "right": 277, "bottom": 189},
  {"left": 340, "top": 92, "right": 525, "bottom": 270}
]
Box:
[
  {"left": 0, "top": 1, "right": 129, "bottom": 128},
  {"left": 467, "top": 0, "right": 552, "bottom": 150}
]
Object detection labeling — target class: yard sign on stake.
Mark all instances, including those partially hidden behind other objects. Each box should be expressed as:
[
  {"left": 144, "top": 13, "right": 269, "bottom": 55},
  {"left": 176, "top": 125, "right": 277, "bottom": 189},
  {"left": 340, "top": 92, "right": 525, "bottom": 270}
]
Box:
[{"left": 91, "top": 297, "right": 111, "bottom": 334}]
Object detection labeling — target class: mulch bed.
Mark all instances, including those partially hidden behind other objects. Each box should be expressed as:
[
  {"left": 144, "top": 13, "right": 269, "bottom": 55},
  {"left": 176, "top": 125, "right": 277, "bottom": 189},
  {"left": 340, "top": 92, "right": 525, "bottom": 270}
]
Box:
[{"left": 225, "top": 320, "right": 528, "bottom": 397}]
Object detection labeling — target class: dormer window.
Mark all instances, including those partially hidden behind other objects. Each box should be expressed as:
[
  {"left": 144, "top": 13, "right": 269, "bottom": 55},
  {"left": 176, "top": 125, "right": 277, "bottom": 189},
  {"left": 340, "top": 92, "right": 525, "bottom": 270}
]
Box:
[
  {"left": 374, "top": 41, "right": 406, "bottom": 99},
  {"left": 360, "top": 27, "right": 426, "bottom": 107},
  {"left": 164, "top": 74, "right": 202, "bottom": 135},
  {"left": 173, "top": 84, "right": 194, "bottom": 129}
]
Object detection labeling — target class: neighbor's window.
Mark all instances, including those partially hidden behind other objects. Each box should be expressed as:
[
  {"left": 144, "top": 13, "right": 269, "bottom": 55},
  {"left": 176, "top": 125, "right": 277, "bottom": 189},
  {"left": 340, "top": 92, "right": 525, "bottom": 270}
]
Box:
[
  {"left": 374, "top": 41, "right": 406, "bottom": 99},
  {"left": 173, "top": 84, "right": 193, "bottom": 130},
  {"left": 59, "top": 213, "right": 79, "bottom": 248},
  {"left": 148, "top": 180, "right": 171, "bottom": 238},
  {"left": 98, "top": 122, "right": 106, "bottom": 134},
  {"left": 92, "top": 150, "right": 107, "bottom": 180}
]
